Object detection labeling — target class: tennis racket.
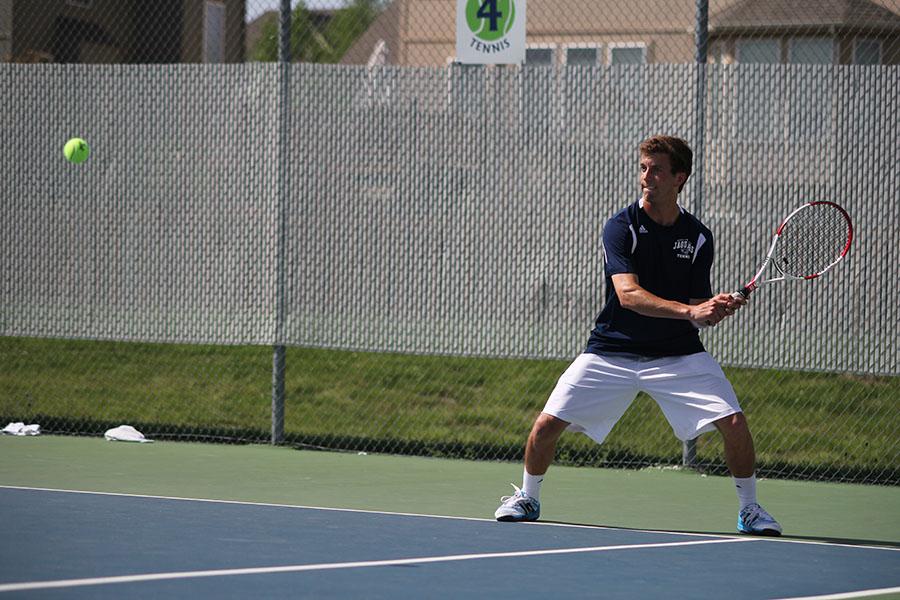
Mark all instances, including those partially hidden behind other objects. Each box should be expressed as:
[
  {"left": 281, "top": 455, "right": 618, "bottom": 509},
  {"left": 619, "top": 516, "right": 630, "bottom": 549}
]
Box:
[{"left": 734, "top": 201, "right": 853, "bottom": 298}]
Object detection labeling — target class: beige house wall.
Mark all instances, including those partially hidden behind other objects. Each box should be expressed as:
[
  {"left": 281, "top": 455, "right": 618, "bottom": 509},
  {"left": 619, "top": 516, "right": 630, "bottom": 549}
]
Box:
[
  {"left": 399, "top": 0, "right": 700, "bottom": 64},
  {"left": 344, "top": 0, "right": 900, "bottom": 67},
  {"left": 343, "top": 0, "right": 746, "bottom": 66}
]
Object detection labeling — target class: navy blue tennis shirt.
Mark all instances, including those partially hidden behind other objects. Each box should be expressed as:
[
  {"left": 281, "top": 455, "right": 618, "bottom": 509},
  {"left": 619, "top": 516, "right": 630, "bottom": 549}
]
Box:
[{"left": 586, "top": 199, "right": 714, "bottom": 357}]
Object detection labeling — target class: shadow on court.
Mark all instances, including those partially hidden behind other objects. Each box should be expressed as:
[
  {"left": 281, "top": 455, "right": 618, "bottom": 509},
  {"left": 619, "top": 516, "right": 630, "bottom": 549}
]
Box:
[{"left": 539, "top": 520, "right": 900, "bottom": 550}]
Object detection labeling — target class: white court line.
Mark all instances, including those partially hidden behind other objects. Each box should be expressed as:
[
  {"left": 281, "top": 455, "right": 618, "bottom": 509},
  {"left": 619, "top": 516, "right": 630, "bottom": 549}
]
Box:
[
  {"left": 0, "top": 484, "right": 734, "bottom": 538},
  {"left": 0, "top": 538, "right": 753, "bottom": 593},
  {"left": 773, "top": 586, "right": 900, "bottom": 599},
  {"left": 2, "top": 485, "right": 899, "bottom": 552}
]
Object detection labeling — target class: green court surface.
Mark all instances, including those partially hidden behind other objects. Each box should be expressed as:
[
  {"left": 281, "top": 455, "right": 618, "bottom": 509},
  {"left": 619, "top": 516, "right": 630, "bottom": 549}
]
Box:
[{"left": 1, "top": 435, "right": 898, "bottom": 546}]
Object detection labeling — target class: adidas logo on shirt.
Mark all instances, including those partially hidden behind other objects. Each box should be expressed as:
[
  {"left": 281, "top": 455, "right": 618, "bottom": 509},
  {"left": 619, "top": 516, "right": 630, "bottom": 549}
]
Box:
[{"left": 638, "top": 225, "right": 649, "bottom": 233}]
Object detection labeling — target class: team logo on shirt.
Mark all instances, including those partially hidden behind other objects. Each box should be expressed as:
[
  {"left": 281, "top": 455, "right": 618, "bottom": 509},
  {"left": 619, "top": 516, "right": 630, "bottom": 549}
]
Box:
[{"left": 673, "top": 238, "right": 694, "bottom": 259}]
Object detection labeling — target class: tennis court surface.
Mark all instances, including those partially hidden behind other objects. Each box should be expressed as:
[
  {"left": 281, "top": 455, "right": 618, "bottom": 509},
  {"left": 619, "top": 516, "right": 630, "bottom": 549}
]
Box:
[{"left": 2, "top": 437, "right": 898, "bottom": 599}]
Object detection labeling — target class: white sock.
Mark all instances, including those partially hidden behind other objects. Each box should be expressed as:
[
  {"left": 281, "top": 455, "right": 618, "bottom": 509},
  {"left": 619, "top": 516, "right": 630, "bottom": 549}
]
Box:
[
  {"left": 522, "top": 468, "right": 544, "bottom": 500},
  {"left": 734, "top": 475, "right": 757, "bottom": 510}
]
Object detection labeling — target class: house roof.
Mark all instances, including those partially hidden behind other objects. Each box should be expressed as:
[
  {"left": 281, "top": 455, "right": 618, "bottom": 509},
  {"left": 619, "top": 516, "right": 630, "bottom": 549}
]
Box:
[
  {"left": 340, "top": 0, "right": 402, "bottom": 65},
  {"left": 710, "top": 0, "right": 900, "bottom": 31}
]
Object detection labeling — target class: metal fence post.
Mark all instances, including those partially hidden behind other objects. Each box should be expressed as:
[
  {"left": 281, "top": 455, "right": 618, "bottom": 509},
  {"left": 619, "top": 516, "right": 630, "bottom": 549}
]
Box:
[
  {"left": 683, "top": 0, "right": 709, "bottom": 469},
  {"left": 271, "top": 0, "right": 291, "bottom": 445}
]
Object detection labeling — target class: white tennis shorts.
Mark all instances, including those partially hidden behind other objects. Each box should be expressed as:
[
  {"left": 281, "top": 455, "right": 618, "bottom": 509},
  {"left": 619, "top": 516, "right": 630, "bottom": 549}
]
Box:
[{"left": 542, "top": 352, "right": 741, "bottom": 443}]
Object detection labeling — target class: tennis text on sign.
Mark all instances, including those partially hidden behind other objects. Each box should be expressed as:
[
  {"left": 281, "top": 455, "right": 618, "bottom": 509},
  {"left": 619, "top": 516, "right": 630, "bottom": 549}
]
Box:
[{"left": 469, "top": 38, "right": 512, "bottom": 53}]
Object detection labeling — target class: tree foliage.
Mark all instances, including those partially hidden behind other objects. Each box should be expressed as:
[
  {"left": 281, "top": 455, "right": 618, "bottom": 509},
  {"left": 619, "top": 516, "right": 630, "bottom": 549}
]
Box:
[{"left": 250, "top": 0, "right": 382, "bottom": 63}]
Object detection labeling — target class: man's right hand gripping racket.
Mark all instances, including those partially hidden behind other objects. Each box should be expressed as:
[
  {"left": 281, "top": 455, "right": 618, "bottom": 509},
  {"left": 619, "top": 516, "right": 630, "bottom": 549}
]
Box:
[{"left": 734, "top": 201, "right": 853, "bottom": 299}]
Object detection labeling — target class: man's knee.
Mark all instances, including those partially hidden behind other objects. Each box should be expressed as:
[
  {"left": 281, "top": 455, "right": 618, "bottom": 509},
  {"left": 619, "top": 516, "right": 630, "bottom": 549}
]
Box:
[
  {"left": 715, "top": 413, "right": 753, "bottom": 444},
  {"left": 715, "top": 412, "right": 750, "bottom": 437},
  {"left": 531, "top": 413, "right": 569, "bottom": 443}
]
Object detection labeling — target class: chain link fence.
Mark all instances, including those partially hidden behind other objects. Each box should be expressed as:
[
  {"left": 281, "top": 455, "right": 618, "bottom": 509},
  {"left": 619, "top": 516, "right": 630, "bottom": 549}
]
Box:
[
  {"left": 5, "top": 1, "right": 899, "bottom": 66},
  {"left": 2, "top": 1, "right": 898, "bottom": 485}
]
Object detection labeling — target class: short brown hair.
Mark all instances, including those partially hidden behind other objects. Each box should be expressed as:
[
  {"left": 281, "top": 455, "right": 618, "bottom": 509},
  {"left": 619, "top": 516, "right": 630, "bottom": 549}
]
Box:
[{"left": 639, "top": 136, "right": 693, "bottom": 192}]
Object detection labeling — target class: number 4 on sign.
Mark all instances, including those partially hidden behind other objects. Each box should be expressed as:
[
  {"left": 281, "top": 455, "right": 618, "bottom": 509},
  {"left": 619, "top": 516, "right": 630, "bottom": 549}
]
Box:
[{"left": 477, "top": 0, "right": 502, "bottom": 31}]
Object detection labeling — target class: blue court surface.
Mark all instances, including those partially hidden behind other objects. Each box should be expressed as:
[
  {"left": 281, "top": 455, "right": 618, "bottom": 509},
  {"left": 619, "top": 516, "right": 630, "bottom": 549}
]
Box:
[{"left": 2, "top": 486, "right": 899, "bottom": 599}]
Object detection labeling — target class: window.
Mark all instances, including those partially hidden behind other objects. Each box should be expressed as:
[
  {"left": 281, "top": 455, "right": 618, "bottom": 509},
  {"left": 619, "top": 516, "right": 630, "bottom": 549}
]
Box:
[
  {"left": 525, "top": 46, "right": 554, "bottom": 67},
  {"left": 608, "top": 44, "right": 646, "bottom": 64},
  {"left": 789, "top": 37, "right": 834, "bottom": 64},
  {"left": 709, "top": 41, "right": 726, "bottom": 64},
  {"left": 735, "top": 39, "right": 779, "bottom": 63},
  {"left": 853, "top": 39, "right": 881, "bottom": 65},
  {"left": 564, "top": 45, "right": 600, "bottom": 67},
  {"left": 204, "top": 1, "right": 226, "bottom": 63}
]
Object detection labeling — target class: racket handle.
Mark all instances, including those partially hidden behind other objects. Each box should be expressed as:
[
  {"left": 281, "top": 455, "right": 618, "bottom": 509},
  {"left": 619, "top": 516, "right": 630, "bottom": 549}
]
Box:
[{"left": 732, "top": 285, "right": 753, "bottom": 299}]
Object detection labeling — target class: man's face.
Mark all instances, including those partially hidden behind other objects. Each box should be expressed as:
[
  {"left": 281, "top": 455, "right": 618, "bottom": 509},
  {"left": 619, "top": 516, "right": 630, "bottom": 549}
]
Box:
[{"left": 640, "top": 153, "right": 686, "bottom": 203}]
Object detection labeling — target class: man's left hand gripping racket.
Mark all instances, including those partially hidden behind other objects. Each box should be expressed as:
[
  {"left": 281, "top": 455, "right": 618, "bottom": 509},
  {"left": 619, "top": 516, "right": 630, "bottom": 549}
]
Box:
[{"left": 735, "top": 201, "right": 853, "bottom": 298}]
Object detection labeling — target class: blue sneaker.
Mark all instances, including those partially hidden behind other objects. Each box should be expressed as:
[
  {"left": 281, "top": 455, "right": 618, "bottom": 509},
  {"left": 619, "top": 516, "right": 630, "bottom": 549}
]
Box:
[
  {"left": 495, "top": 484, "right": 540, "bottom": 522},
  {"left": 737, "top": 503, "right": 782, "bottom": 536}
]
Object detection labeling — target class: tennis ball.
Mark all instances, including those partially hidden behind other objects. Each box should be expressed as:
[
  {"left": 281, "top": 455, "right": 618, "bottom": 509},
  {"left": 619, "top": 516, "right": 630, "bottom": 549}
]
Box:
[{"left": 63, "top": 138, "right": 90, "bottom": 164}]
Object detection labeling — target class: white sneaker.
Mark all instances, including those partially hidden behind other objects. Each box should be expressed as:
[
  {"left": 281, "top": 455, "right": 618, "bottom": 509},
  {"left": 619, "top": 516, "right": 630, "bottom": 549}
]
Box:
[
  {"left": 737, "top": 503, "right": 782, "bottom": 536},
  {"left": 494, "top": 484, "right": 540, "bottom": 522}
]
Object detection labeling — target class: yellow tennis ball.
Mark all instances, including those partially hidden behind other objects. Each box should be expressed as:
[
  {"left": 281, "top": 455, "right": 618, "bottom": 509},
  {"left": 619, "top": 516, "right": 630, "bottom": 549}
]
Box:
[{"left": 63, "top": 138, "right": 90, "bottom": 164}]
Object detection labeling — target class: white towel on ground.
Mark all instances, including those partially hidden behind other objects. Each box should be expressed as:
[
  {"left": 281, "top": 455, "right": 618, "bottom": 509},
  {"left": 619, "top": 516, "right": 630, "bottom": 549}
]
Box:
[
  {"left": 104, "top": 425, "right": 154, "bottom": 443},
  {"left": 2, "top": 422, "right": 41, "bottom": 436}
]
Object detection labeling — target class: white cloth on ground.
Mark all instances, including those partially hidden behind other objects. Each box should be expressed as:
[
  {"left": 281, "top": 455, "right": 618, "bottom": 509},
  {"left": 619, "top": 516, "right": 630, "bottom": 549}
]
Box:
[
  {"left": 2, "top": 422, "right": 41, "bottom": 436},
  {"left": 104, "top": 425, "right": 154, "bottom": 443}
]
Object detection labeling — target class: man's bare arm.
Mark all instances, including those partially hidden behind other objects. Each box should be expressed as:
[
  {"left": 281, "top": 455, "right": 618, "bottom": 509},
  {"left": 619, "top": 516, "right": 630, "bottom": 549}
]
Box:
[{"left": 611, "top": 273, "right": 744, "bottom": 326}]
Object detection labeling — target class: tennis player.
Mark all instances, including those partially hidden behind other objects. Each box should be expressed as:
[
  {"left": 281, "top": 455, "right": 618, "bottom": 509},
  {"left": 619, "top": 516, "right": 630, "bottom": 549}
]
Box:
[{"left": 494, "top": 135, "right": 782, "bottom": 536}]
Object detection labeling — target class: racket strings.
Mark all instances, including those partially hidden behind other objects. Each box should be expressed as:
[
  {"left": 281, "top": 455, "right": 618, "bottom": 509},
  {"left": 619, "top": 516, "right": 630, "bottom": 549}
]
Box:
[{"left": 774, "top": 205, "right": 850, "bottom": 278}]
